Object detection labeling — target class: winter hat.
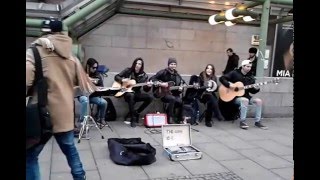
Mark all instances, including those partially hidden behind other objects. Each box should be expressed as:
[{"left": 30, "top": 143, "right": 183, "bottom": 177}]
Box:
[
  {"left": 249, "top": 47, "right": 257, "bottom": 54},
  {"left": 168, "top": 57, "right": 177, "bottom": 66},
  {"left": 41, "top": 18, "right": 63, "bottom": 33},
  {"left": 241, "top": 60, "right": 252, "bottom": 66}
]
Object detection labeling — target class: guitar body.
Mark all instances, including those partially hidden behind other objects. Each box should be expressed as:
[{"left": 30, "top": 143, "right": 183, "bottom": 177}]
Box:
[
  {"left": 218, "top": 81, "right": 245, "bottom": 102},
  {"left": 153, "top": 81, "right": 175, "bottom": 98},
  {"left": 113, "top": 79, "right": 137, "bottom": 97},
  {"left": 154, "top": 87, "right": 172, "bottom": 98}
]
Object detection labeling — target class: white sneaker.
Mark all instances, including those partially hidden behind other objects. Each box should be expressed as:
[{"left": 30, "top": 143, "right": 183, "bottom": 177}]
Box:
[{"left": 124, "top": 120, "right": 130, "bottom": 125}]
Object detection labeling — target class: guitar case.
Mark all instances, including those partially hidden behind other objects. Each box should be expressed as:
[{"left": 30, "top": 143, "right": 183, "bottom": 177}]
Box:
[{"left": 218, "top": 98, "right": 240, "bottom": 121}]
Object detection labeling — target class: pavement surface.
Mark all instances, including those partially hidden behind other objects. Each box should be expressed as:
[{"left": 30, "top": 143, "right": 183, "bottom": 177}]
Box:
[{"left": 38, "top": 117, "right": 293, "bottom": 180}]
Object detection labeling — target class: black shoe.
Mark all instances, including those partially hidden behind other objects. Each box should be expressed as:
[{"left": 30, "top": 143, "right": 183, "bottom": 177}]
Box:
[
  {"left": 205, "top": 121, "right": 212, "bottom": 127},
  {"left": 130, "top": 121, "right": 137, "bottom": 127},
  {"left": 135, "top": 112, "right": 140, "bottom": 123},
  {"left": 217, "top": 116, "right": 225, "bottom": 121},
  {"left": 240, "top": 121, "right": 249, "bottom": 129},
  {"left": 255, "top": 122, "right": 268, "bottom": 130}
]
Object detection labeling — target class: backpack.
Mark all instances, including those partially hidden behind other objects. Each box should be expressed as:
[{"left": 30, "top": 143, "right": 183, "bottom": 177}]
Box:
[
  {"left": 26, "top": 45, "right": 53, "bottom": 150},
  {"left": 108, "top": 138, "right": 156, "bottom": 166},
  {"left": 105, "top": 97, "right": 117, "bottom": 121},
  {"left": 218, "top": 98, "right": 240, "bottom": 121},
  {"left": 182, "top": 104, "right": 197, "bottom": 125}
]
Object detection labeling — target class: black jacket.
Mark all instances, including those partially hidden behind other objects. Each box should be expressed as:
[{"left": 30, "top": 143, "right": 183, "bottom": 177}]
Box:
[
  {"left": 149, "top": 68, "right": 184, "bottom": 96},
  {"left": 115, "top": 67, "right": 150, "bottom": 93},
  {"left": 219, "top": 68, "right": 260, "bottom": 100},
  {"left": 248, "top": 56, "right": 258, "bottom": 76},
  {"left": 223, "top": 53, "right": 239, "bottom": 74},
  {"left": 89, "top": 72, "right": 104, "bottom": 87}
]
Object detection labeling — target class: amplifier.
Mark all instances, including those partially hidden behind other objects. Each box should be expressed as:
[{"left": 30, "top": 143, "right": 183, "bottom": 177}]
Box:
[{"left": 144, "top": 113, "right": 167, "bottom": 128}]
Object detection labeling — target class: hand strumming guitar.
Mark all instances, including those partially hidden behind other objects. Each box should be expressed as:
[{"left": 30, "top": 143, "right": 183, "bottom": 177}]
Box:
[
  {"left": 146, "top": 81, "right": 153, "bottom": 87},
  {"left": 229, "top": 82, "right": 236, "bottom": 89},
  {"left": 160, "top": 82, "right": 169, "bottom": 88},
  {"left": 122, "top": 78, "right": 130, "bottom": 83}
]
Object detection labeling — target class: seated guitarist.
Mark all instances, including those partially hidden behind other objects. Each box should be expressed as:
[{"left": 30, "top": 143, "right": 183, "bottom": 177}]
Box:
[
  {"left": 77, "top": 58, "right": 108, "bottom": 129},
  {"left": 149, "top": 57, "right": 184, "bottom": 124},
  {"left": 219, "top": 60, "right": 268, "bottom": 130},
  {"left": 198, "top": 64, "right": 225, "bottom": 127},
  {"left": 114, "top": 57, "right": 153, "bottom": 128}
]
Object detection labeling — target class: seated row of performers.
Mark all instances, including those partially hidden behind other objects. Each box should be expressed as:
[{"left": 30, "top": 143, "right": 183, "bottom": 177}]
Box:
[
  {"left": 114, "top": 57, "right": 225, "bottom": 128},
  {"left": 75, "top": 56, "right": 262, "bottom": 131}
]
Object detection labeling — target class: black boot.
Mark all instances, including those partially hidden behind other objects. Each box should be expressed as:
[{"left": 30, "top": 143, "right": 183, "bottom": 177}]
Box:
[
  {"left": 205, "top": 111, "right": 213, "bottom": 127},
  {"left": 130, "top": 118, "right": 136, "bottom": 127},
  {"left": 205, "top": 121, "right": 212, "bottom": 127},
  {"left": 134, "top": 111, "right": 140, "bottom": 123}
]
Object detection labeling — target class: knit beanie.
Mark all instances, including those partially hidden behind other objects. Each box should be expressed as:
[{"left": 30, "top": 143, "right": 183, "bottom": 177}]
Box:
[
  {"left": 41, "top": 18, "right": 63, "bottom": 32},
  {"left": 168, "top": 57, "right": 177, "bottom": 66}
]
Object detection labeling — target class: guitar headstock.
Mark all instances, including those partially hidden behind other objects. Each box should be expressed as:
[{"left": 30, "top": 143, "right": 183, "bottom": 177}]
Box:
[{"left": 192, "top": 82, "right": 200, "bottom": 89}]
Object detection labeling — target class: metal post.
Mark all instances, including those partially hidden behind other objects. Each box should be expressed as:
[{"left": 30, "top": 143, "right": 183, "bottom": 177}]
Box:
[
  {"left": 256, "top": 0, "right": 271, "bottom": 77},
  {"left": 250, "top": 0, "right": 292, "bottom": 6},
  {"left": 63, "top": 0, "right": 111, "bottom": 27}
]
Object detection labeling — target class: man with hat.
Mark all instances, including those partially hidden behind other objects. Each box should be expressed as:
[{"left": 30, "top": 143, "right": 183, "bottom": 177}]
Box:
[
  {"left": 26, "top": 17, "right": 93, "bottom": 180},
  {"left": 149, "top": 57, "right": 185, "bottom": 124},
  {"left": 219, "top": 59, "right": 268, "bottom": 130},
  {"left": 248, "top": 47, "right": 258, "bottom": 76}
]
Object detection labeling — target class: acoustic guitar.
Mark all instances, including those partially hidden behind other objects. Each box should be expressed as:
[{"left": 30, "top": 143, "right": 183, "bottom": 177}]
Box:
[
  {"left": 112, "top": 79, "right": 159, "bottom": 97},
  {"left": 154, "top": 82, "right": 200, "bottom": 98},
  {"left": 218, "top": 78, "right": 280, "bottom": 102}
]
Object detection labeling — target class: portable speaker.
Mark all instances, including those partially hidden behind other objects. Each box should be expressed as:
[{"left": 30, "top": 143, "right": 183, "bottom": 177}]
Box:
[{"left": 144, "top": 113, "right": 167, "bottom": 128}]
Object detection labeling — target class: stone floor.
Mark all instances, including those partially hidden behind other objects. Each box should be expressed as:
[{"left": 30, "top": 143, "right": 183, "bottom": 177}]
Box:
[{"left": 38, "top": 117, "right": 293, "bottom": 180}]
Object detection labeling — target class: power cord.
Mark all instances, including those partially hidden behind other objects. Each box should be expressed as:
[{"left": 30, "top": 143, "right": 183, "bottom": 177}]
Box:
[{"left": 144, "top": 128, "right": 162, "bottom": 135}]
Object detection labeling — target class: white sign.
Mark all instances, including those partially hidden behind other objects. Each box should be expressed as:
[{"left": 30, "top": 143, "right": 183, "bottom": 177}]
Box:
[{"left": 162, "top": 125, "right": 190, "bottom": 147}]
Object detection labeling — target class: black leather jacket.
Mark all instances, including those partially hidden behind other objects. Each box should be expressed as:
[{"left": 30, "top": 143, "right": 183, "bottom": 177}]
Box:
[
  {"left": 149, "top": 68, "right": 185, "bottom": 96},
  {"left": 115, "top": 67, "right": 150, "bottom": 93}
]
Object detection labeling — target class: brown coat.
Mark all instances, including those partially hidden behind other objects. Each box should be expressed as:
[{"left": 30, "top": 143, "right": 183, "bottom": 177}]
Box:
[{"left": 26, "top": 33, "right": 96, "bottom": 133}]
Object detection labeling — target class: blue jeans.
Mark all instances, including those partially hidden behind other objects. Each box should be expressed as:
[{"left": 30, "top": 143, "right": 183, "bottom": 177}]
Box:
[
  {"left": 26, "top": 131, "right": 85, "bottom": 180},
  {"left": 78, "top": 96, "right": 108, "bottom": 121},
  {"left": 234, "top": 97, "right": 262, "bottom": 122}
]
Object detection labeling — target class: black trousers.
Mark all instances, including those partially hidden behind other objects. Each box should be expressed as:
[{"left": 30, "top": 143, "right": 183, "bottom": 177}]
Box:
[
  {"left": 200, "top": 93, "right": 223, "bottom": 122},
  {"left": 124, "top": 92, "right": 153, "bottom": 119},
  {"left": 161, "top": 95, "right": 183, "bottom": 121}
]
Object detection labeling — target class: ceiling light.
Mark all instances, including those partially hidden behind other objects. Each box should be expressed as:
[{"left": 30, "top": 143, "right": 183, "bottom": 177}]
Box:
[
  {"left": 225, "top": 2, "right": 230, "bottom": 6},
  {"left": 225, "top": 8, "right": 237, "bottom": 20},
  {"left": 208, "top": 15, "right": 219, "bottom": 25},
  {"left": 243, "top": 16, "right": 255, "bottom": 22},
  {"left": 225, "top": 21, "right": 235, "bottom": 26}
]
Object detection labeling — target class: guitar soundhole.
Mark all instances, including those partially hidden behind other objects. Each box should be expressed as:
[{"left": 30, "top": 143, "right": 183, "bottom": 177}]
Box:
[{"left": 234, "top": 87, "right": 239, "bottom": 92}]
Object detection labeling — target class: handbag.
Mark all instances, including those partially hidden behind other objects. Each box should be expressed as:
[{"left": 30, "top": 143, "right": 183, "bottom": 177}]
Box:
[
  {"left": 26, "top": 45, "right": 53, "bottom": 150},
  {"left": 107, "top": 138, "right": 156, "bottom": 166}
]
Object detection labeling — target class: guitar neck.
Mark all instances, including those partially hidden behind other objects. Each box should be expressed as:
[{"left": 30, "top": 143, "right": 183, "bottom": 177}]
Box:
[
  {"left": 132, "top": 82, "right": 149, "bottom": 87},
  {"left": 243, "top": 80, "right": 275, "bottom": 89},
  {"left": 170, "top": 85, "right": 194, "bottom": 90}
]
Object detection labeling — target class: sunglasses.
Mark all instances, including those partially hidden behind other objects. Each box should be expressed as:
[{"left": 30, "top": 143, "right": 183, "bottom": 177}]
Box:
[{"left": 91, "top": 66, "right": 98, "bottom": 69}]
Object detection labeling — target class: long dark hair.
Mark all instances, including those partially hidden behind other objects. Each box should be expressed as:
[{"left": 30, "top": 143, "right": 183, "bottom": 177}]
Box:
[
  {"left": 85, "top": 58, "right": 99, "bottom": 76},
  {"left": 130, "top": 57, "right": 144, "bottom": 74},
  {"left": 201, "top": 64, "right": 216, "bottom": 81}
]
